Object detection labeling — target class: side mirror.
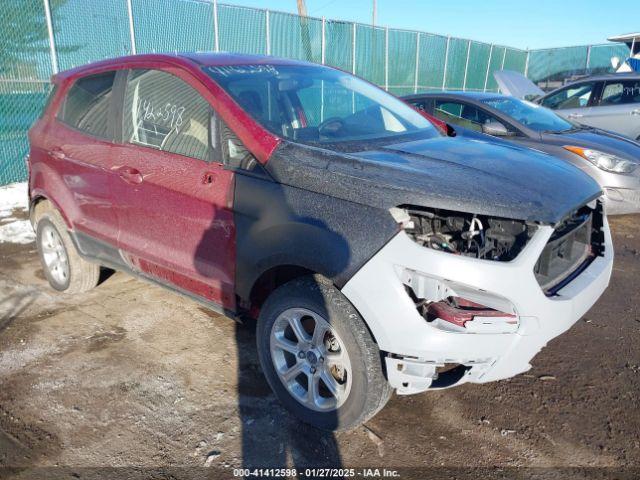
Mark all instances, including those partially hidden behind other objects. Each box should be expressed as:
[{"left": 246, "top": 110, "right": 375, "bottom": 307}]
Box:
[{"left": 482, "top": 121, "right": 511, "bottom": 136}]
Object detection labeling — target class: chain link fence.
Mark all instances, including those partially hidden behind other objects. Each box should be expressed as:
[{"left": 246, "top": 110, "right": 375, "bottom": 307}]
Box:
[{"left": 0, "top": 0, "right": 629, "bottom": 185}]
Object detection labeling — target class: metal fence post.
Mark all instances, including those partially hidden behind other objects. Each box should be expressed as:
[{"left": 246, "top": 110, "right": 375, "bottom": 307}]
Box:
[
  {"left": 321, "top": 16, "right": 326, "bottom": 64},
  {"left": 265, "top": 9, "right": 270, "bottom": 55},
  {"left": 524, "top": 49, "right": 530, "bottom": 77},
  {"left": 462, "top": 39, "right": 471, "bottom": 91},
  {"left": 126, "top": 0, "right": 137, "bottom": 55},
  {"left": 42, "top": 0, "right": 58, "bottom": 74},
  {"left": 483, "top": 44, "right": 493, "bottom": 92},
  {"left": 384, "top": 26, "right": 389, "bottom": 91},
  {"left": 352, "top": 23, "right": 357, "bottom": 74},
  {"left": 585, "top": 45, "right": 591, "bottom": 70},
  {"left": 442, "top": 36, "right": 450, "bottom": 90},
  {"left": 213, "top": 0, "right": 220, "bottom": 52},
  {"left": 501, "top": 46, "right": 507, "bottom": 70},
  {"left": 414, "top": 32, "right": 420, "bottom": 94}
]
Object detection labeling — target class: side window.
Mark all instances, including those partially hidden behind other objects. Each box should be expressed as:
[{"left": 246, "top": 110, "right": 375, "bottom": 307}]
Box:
[
  {"left": 434, "top": 101, "right": 484, "bottom": 132},
  {"left": 600, "top": 80, "right": 640, "bottom": 105},
  {"left": 123, "top": 69, "right": 211, "bottom": 162},
  {"left": 59, "top": 71, "right": 116, "bottom": 138},
  {"left": 408, "top": 98, "right": 434, "bottom": 114},
  {"left": 541, "top": 82, "right": 596, "bottom": 110}
]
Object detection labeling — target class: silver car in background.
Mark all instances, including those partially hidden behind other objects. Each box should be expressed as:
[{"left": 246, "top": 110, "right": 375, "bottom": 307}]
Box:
[
  {"left": 404, "top": 91, "right": 640, "bottom": 214},
  {"left": 495, "top": 71, "right": 640, "bottom": 141}
]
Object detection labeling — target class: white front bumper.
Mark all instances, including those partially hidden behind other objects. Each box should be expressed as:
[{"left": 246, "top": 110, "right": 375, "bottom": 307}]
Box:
[{"left": 341, "top": 217, "right": 613, "bottom": 392}]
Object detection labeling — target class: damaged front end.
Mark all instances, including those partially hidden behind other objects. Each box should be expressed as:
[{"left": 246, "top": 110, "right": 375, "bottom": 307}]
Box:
[{"left": 362, "top": 202, "right": 609, "bottom": 395}]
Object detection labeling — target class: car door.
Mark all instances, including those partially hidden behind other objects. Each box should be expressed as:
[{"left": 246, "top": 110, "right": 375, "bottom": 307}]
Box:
[
  {"left": 539, "top": 81, "right": 600, "bottom": 124},
  {"left": 50, "top": 70, "right": 120, "bottom": 244},
  {"left": 583, "top": 79, "right": 640, "bottom": 139},
  {"left": 111, "top": 67, "right": 236, "bottom": 309}
]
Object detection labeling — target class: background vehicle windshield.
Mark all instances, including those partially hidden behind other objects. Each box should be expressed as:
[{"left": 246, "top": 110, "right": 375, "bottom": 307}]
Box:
[
  {"left": 204, "top": 64, "right": 437, "bottom": 144},
  {"left": 482, "top": 97, "right": 574, "bottom": 133}
]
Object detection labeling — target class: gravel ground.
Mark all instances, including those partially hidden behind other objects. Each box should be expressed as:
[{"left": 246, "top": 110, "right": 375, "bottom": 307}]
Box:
[{"left": 0, "top": 211, "right": 639, "bottom": 480}]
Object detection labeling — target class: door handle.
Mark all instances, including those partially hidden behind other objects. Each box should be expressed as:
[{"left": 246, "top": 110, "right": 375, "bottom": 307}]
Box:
[
  {"left": 115, "top": 166, "right": 143, "bottom": 184},
  {"left": 567, "top": 113, "right": 583, "bottom": 119},
  {"left": 202, "top": 171, "right": 216, "bottom": 185},
  {"left": 48, "top": 149, "right": 66, "bottom": 160}
]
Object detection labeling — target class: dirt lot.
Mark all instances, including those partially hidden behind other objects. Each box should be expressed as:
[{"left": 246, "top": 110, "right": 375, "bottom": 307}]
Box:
[{"left": 1, "top": 211, "right": 639, "bottom": 479}]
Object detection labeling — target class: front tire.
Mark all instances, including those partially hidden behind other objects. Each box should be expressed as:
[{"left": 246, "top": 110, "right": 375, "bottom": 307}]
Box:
[
  {"left": 34, "top": 203, "right": 100, "bottom": 293},
  {"left": 256, "top": 275, "right": 392, "bottom": 431}
]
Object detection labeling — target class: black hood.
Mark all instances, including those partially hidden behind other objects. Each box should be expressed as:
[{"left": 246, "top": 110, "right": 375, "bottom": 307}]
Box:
[
  {"left": 265, "top": 134, "right": 602, "bottom": 225},
  {"left": 540, "top": 128, "right": 640, "bottom": 161}
]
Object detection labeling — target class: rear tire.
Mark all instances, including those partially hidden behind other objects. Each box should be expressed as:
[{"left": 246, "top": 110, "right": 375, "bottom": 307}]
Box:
[
  {"left": 34, "top": 202, "right": 100, "bottom": 293},
  {"left": 256, "top": 275, "right": 392, "bottom": 431}
]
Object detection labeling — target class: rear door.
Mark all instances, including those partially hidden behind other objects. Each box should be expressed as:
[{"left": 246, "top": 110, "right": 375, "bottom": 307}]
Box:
[
  {"left": 111, "top": 67, "right": 236, "bottom": 309},
  {"left": 585, "top": 79, "right": 640, "bottom": 139},
  {"left": 50, "top": 71, "right": 119, "bottom": 244}
]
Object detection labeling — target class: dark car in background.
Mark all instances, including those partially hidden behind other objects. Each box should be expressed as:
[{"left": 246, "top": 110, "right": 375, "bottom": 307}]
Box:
[{"left": 405, "top": 92, "right": 640, "bottom": 214}]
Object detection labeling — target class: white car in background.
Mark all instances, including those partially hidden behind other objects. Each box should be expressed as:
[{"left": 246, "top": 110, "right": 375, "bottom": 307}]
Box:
[{"left": 495, "top": 70, "right": 640, "bottom": 141}]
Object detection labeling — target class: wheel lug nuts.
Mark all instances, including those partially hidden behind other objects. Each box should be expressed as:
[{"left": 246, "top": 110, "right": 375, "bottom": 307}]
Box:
[
  {"left": 310, "top": 367, "right": 316, "bottom": 374},
  {"left": 298, "top": 351, "right": 305, "bottom": 359},
  {"left": 319, "top": 357, "right": 324, "bottom": 363}
]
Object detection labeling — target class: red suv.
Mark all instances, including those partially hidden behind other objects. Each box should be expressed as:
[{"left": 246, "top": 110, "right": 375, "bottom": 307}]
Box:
[{"left": 28, "top": 53, "right": 612, "bottom": 430}]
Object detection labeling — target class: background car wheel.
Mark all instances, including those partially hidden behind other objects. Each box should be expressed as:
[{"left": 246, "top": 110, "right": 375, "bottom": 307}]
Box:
[
  {"left": 256, "top": 275, "right": 392, "bottom": 431},
  {"left": 34, "top": 202, "right": 100, "bottom": 293}
]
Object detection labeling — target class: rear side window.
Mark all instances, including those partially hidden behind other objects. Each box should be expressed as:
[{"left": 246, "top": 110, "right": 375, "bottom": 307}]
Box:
[
  {"left": 122, "top": 69, "right": 211, "bottom": 162},
  {"left": 59, "top": 71, "right": 116, "bottom": 138},
  {"left": 600, "top": 80, "right": 640, "bottom": 105}
]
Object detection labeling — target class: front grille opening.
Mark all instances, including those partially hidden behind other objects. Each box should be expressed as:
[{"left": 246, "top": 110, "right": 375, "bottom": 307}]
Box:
[{"left": 535, "top": 201, "right": 605, "bottom": 295}]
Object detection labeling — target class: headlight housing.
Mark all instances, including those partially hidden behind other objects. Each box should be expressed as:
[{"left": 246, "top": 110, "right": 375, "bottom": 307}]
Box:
[
  {"left": 390, "top": 206, "right": 535, "bottom": 261},
  {"left": 564, "top": 146, "right": 638, "bottom": 174}
]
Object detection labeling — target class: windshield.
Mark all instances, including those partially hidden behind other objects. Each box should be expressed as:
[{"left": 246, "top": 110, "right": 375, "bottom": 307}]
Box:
[
  {"left": 204, "top": 64, "right": 437, "bottom": 144},
  {"left": 482, "top": 97, "right": 574, "bottom": 133}
]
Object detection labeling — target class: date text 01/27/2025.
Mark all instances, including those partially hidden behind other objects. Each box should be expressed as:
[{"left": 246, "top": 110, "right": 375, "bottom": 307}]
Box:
[{"left": 232, "top": 468, "right": 400, "bottom": 477}]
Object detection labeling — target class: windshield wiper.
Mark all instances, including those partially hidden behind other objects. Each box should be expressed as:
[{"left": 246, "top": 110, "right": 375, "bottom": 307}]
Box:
[{"left": 546, "top": 125, "right": 594, "bottom": 134}]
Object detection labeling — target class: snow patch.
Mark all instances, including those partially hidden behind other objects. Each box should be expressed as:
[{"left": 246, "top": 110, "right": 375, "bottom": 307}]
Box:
[
  {"left": 0, "top": 182, "right": 29, "bottom": 214},
  {"left": 0, "top": 220, "right": 35, "bottom": 244},
  {"left": 0, "top": 182, "right": 34, "bottom": 244}
]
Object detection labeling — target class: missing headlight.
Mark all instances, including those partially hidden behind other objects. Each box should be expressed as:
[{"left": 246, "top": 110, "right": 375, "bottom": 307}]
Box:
[{"left": 396, "top": 206, "right": 536, "bottom": 261}]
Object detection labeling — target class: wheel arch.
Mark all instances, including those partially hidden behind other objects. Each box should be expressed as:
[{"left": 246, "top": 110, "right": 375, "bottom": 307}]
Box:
[
  {"left": 245, "top": 264, "right": 317, "bottom": 313},
  {"left": 29, "top": 193, "right": 71, "bottom": 229},
  {"left": 244, "top": 263, "right": 383, "bottom": 349}
]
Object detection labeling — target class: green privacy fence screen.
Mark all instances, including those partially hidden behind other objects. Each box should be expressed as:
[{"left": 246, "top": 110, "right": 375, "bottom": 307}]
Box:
[
  {"left": 528, "top": 43, "right": 630, "bottom": 84},
  {"left": 0, "top": 0, "right": 630, "bottom": 185}
]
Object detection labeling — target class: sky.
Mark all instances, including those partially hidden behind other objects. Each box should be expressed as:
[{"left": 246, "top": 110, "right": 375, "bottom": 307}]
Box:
[{"left": 217, "top": 0, "right": 634, "bottom": 50}]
